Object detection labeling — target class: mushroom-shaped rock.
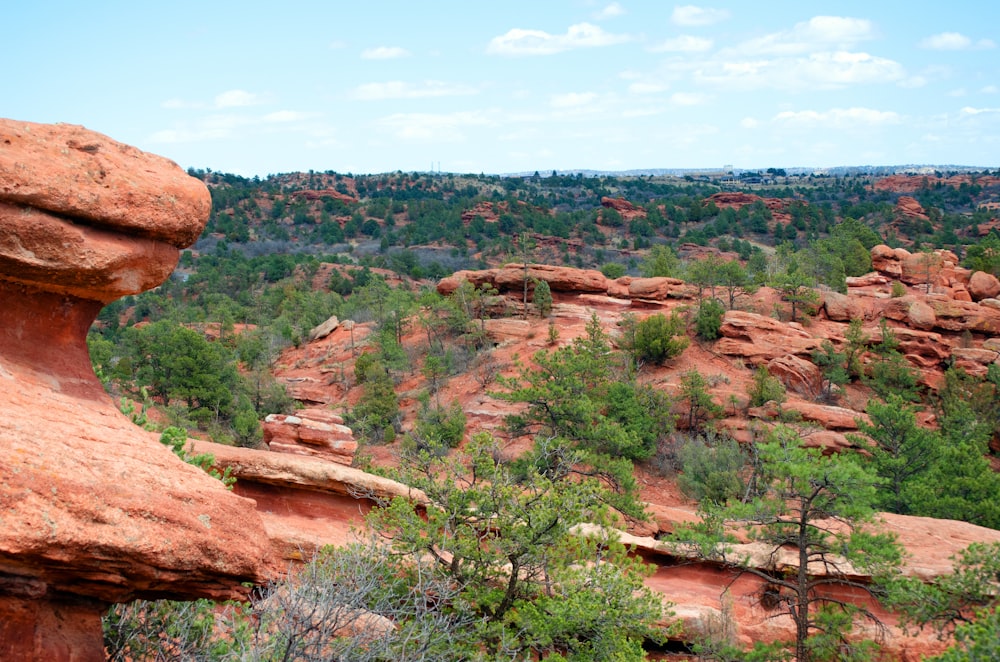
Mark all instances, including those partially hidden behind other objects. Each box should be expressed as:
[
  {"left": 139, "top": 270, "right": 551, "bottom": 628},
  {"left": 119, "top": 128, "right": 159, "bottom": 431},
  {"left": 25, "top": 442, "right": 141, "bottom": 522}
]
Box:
[{"left": 0, "top": 119, "right": 267, "bottom": 660}]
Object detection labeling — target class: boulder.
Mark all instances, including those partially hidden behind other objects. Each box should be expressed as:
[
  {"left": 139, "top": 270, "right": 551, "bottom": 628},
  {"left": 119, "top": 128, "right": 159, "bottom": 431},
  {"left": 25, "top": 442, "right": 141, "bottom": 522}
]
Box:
[
  {"left": 308, "top": 314, "right": 340, "bottom": 341},
  {"left": 187, "top": 439, "right": 424, "bottom": 568},
  {"left": 907, "top": 299, "right": 937, "bottom": 330},
  {"left": 0, "top": 119, "right": 266, "bottom": 660},
  {"left": 716, "top": 310, "right": 822, "bottom": 362},
  {"left": 870, "top": 244, "right": 902, "bottom": 279},
  {"left": 822, "top": 290, "right": 868, "bottom": 321},
  {"left": 0, "top": 119, "right": 208, "bottom": 303},
  {"left": 968, "top": 271, "right": 1000, "bottom": 301},
  {"left": 627, "top": 276, "right": 689, "bottom": 300},
  {"left": 950, "top": 347, "right": 1000, "bottom": 377},
  {"left": 767, "top": 354, "right": 822, "bottom": 398},
  {"left": 264, "top": 408, "right": 358, "bottom": 466},
  {"left": 0, "top": 119, "right": 210, "bottom": 247}
]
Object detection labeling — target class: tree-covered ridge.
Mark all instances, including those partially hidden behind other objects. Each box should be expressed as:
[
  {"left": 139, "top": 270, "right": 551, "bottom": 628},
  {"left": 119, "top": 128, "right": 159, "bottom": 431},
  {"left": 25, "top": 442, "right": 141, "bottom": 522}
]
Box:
[
  {"left": 187, "top": 168, "right": 1000, "bottom": 280},
  {"left": 91, "top": 168, "right": 1000, "bottom": 659}
]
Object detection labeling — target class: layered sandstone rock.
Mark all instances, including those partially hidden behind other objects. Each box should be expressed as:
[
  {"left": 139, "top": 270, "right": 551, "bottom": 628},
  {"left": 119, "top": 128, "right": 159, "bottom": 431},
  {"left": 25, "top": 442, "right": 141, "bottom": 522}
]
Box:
[
  {"left": 187, "top": 439, "right": 423, "bottom": 569},
  {"left": 437, "top": 263, "right": 609, "bottom": 296},
  {"left": 631, "top": 513, "right": 1000, "bottom": 658},
  {"left": 716, "top": 310, "right": 822, "bottom": 362},
  {"left": 0, "top": 119, "right": 267, "bottom": 660},
  {"left": 264, "top": 408, "right": 358, "bottom": 465}
]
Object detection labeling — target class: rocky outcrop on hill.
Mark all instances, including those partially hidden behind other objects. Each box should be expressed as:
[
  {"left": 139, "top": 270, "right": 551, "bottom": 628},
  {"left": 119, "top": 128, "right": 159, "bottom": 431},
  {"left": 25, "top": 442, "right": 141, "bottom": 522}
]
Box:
[
  {"left": 600, "top": 196, "right": 645, "bottom": 220},
  {"left": 264, "top": 408, "right": 358, "bottom": 465},
  {"left": 437, "top": 263, "right": 609, "bottom": 296},
  {"left": 187, "top": 439, "right": 422, "bottom": 568},
  {"left": 716, "top": 310, "right": 823, "bottom": 362},
  {"left": 0, "top": 119, "right": 267, "bottom": 660},
  {"left": 894, "top": 195, "right": 929, "bottom": 221},
  {"left": 630, "top": 513, "right": 1000, "bottom": 659}
]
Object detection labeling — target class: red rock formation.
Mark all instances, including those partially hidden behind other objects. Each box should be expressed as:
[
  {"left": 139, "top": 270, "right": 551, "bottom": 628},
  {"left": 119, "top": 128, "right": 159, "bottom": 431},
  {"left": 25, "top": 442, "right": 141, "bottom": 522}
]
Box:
[
  {"left": 187, "top": 439, "right": 423, "bottom": 569},
  {"left": 873, "top": 173, "right": 1000, "bottom": 193},
  {"left": 767, "top": 354, "right": 823, "bottom": 398},
  {"left": 716, "top": 310, "right": 823, "bottom": 362},
  {"left": 290, "top": 188, "right": 358, "bottom": 204},
  {"left": 0, "top": 119, "right": 267, "bottom": 660},
  {"left": 264, "top": 408, "right": 358, "bottom": 465},
  {"left": 895, "top": 195, "right": 929, "bottom": 221},
  {"left": 460, "top": 200, "right": 501, "bottom": 225},
  {"left": 968, "top": 270, "right": 1000, "bottom": 301},
  {"left": 600, "top": 196, "right": 645, "bottom": 221},
  {"left": 438, "top": 264, "right": 608, "bottom": 296},
  {"left": 630, "top": 513, "right": 1000, "bottom": 658}
]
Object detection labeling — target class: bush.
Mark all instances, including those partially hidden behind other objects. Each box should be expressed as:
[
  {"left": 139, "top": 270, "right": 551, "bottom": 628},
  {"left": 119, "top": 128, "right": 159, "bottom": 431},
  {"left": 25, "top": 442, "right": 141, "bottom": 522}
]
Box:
[
  {"left": 677, "top": 433, "right": 749, "bottom": 505},
  {"left": 532, "top": 278, "right": 552, "bottom": 317},
  {"left": 747, "top": 366, "right": 786, "bottom": 408},
  {"left": 695, "top": 298, "right": 725, "bottom": 340},
  {"left": 890, "top": 280, "right": 906, "bottom": 297},
  {"left": 600, "top": 262, "right": 627, "bottom": 279},
  {"left": 632, "top": 312, "right": 689, "bottom": 365}
]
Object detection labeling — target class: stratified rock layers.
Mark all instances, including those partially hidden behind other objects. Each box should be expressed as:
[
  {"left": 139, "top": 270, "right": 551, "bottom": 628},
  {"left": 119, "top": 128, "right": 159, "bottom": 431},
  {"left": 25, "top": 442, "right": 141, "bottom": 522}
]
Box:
[{"left": 0, "top": 119, "right": 267, "bottom": 661}]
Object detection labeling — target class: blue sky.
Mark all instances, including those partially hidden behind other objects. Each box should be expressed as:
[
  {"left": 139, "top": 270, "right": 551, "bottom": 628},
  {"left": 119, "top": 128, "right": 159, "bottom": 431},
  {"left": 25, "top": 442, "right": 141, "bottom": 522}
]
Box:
[{"left": 4, "top": 1, "right": 998, "bottom": 175}]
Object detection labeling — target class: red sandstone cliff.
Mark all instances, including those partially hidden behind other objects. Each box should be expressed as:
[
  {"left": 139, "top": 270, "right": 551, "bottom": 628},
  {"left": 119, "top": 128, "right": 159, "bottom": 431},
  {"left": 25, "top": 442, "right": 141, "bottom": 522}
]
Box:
[{"left": 0, "top": 119, "right": 269, "bottom": 661}]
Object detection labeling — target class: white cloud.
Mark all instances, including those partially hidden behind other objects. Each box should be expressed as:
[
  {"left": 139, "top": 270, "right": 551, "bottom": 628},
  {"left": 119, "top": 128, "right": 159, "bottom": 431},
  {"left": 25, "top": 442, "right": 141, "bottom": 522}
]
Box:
[
  {"left": 628, "top": 82, "right": 667, "bottom": 94},
  {"left": 919, "top": 33, "right": 995, "bottom": 51},
  {"left": 961, "top": 107, "right": 1000, "bottom": 116},
  {"left": 773, "top": 107, "right": 901, "bottom": 128},
  {"left": 214, "top": 89, "right": 261, "bottom": 108},
  {"left": 738, "top": 16, "right": 874, "bottom": 56},
  {"left": 161, "top": 98, "right": 203, "bottom": 109},
  {"left": 981, "top": 85, "right": 1000, "bottom": 94},
  {"left": 263, "top": 110, "right": 319, "bottom": 123},
  {"left": 361, "top": 46, "right": 411, "bottom": 60},
  {"left": 671, "top": 5, "right": 730, "bottom": 27},
  {"left": 593, "top": 2, "right": 625, "bottom": 20},
  {"left": 740, "top": 117, "right": 759, "bottom": 129},
  {"left": 696, "top": 51, "right": 905, "bottom": 91},
  {"left": 671, "top": 91, "right": 707, "bottom": 105},
  {"left": 350, "top": 80, "right": 479, "bottom": 101},
  {"left": 649, "top": 35, "right": 713, "bottom": 53},
  {"left": 487, "top": 22, "right": 630, "bottom": 56},
  {"left": 374, "top": 110, "right": 496, "bottom": 142},
  {"left": 550, "top": 92, "right": 599, "bottom": 108}
]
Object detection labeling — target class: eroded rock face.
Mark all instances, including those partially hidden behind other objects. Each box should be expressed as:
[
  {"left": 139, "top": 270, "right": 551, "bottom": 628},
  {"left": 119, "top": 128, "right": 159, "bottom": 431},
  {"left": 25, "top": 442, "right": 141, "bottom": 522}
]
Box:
[
  {"left": 0, "top": 119, "right": 266, "bottom": 659},
  {"left": 264, "top": 408, "right": 358, "bottom": 466},
  {"left": 0, "top": 119, "right": 211, "bottom": 302},
  {"left": 437, "top": 264, "right": 609, "bottom": 296}
]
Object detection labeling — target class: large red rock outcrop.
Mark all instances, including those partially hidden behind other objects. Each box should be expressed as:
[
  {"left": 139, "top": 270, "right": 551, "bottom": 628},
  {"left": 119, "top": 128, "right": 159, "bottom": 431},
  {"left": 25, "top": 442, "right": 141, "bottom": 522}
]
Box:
[
  {"left": 600, "top": 196, "right": 645, "bottom": 220},
  {"left": 716, "top": 310, "right": 823, "bottom": 362},
  {"left": 894, "top": 195, "right": 928, "bottom": 221},
  {"left": 187, "top": 439, "right": 424, "bottom": 569},
  {"left": 437, "top": 264, "right": 609, "bottom": 296},
  {"left": 0, "top": 119, "right": 267, "bottom": 660}
]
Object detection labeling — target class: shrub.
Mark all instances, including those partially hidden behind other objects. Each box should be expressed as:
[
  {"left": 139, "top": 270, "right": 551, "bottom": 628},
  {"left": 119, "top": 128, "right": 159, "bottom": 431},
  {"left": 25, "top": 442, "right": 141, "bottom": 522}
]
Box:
[
  {"left": 747, "top": 366, "right": 786, "bottom": 408},
  {"left": 677, "top": 433, "right": 749, "bottom": 505},
  {"left": 695, "top": 298, "right": 725, "bottom": 340},
  {"left": 600, "top": 262, "right": 627, "bottom": 279},
  {"left": 632, "top": 312, "right": 690, "bottom": 365},
  {"left": 891, "top": 280, "right": 906, "bottom": 297},
  {"left": 532, "top": 278, "right": 552, "bottom": 317}
]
